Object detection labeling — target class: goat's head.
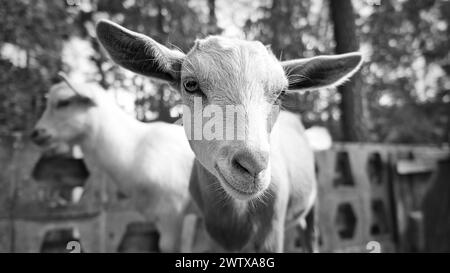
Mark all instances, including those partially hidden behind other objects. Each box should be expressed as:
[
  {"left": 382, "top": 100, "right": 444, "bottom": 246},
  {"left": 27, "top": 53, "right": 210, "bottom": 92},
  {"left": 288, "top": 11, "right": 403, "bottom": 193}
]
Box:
[
  {"left": 96, "top": 20, "right": 363, "bottom": 201},
  {"left": 32, "top": 77, "right": 99, "bottom": 148}
]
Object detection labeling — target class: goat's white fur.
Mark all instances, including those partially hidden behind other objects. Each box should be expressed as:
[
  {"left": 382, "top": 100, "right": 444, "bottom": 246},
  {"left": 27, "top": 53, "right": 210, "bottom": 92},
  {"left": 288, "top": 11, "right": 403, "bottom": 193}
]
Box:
[
  {"left": 34, "top": 81, "right": 195, "bottom": 252},
  {"left": 95, "top": 19, "right": 363, "bottom": 252}
]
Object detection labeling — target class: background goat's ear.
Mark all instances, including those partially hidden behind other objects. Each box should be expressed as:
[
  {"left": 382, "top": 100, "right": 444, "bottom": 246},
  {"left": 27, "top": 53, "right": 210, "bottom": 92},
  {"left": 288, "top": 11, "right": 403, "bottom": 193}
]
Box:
[
  {"left": 282, "top": 52, "right": 363, "bottom": 91},
  {"left": 96, "top": 19, "right": 185, "bottom": 84},
  {"left": 57, "top": 72, "right": 97, "bottom": 105}
]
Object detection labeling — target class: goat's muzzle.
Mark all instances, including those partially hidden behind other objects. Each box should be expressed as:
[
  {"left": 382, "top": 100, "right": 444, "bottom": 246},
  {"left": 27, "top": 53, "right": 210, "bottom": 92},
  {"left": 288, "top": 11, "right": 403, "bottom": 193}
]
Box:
[
  {"left": 31, "top": 128, "right": 52, "bottom": 146},
  {"left": 215, "top": 145, "right": 270, "bottom": 200}
]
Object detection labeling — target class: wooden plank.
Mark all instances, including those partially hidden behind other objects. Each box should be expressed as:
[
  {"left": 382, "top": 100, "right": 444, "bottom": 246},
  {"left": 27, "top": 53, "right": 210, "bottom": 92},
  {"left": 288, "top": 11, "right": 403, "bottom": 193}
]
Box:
[
  {"left": 180, "top": 214, "right": 197, "bottom": 253},
  {"left": 396, "top": 159, "right": 435, "bottom": 175},
  {"left": 0, "top": 219, "right": 12, "bottom": 252},
  {"left": 389, "top": 146, "right": 447, "bottom": 252},
  {"left": 422, "top": 158, "right": 450, "bottom": 252},
  {"left": 0, "top": 137, "right": 16, "bottom": 219}
]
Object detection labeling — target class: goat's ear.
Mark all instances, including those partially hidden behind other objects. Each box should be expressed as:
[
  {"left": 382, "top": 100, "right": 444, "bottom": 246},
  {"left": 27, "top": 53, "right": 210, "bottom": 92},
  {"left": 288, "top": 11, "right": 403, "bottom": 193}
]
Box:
[
  {"left": 57, "top": 73, "right": 98, "bottom": 105},
  {"left": 96, "top": 19, "right": 185, "bottom": 85},
  {"left": 282, "top": 52, "right": 363, "bottom": 91}
]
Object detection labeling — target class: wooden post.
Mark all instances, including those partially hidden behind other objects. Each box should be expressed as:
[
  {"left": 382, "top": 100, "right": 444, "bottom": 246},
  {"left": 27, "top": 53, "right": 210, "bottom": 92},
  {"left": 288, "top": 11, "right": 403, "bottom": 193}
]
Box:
[{"left": 422, "top": 157, "right": 450, "bottom": 252}]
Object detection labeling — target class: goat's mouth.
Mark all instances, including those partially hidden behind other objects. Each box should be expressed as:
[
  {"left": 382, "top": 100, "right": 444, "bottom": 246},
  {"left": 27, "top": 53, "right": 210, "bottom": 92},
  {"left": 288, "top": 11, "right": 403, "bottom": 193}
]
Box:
[
  {"left": 32, "top": 136, "right": 52, "bottom": 147},
  {"left": 214, "top": 164, "right": 264, "bottom": 200}
]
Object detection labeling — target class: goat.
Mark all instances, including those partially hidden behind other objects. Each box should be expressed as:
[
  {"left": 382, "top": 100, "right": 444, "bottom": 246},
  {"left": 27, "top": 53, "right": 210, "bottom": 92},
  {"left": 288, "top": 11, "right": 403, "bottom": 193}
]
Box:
[
  {"left": 96, "top": 19, "right": 362, "bottom": 252},
  {"left": 31, "top": 76, "right": 195, "bottom": 252}
]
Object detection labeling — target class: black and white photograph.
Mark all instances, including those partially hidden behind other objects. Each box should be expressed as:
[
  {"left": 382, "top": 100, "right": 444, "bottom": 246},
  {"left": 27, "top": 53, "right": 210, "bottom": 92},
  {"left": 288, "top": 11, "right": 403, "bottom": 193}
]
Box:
[{"left": 0, "top": 0, "right": 449, "bottom": 262}]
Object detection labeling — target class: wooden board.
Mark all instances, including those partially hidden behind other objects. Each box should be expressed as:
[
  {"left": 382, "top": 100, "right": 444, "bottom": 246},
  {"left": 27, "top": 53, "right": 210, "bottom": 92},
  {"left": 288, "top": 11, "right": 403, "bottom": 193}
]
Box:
[
  {"left": 0, "top": 137, "right": 16, "bottom": 219},
  {"left": 0, "top": 220, "right": 12, "bottom": 252}
]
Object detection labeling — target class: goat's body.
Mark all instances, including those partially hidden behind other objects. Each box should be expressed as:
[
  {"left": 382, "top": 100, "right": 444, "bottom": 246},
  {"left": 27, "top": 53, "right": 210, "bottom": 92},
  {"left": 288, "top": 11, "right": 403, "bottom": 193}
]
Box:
[
  {"left": 95, "top": 20, "right": 362, "bottom": 253},
  {"left": 78, "top": 93, "right": 195, "bottom": 252},
  {"left": 189, "top": 111, "right": 316, "bottom": 252},
  {"left": 272, "top": 111, "right": 317, "bottom": 226}
]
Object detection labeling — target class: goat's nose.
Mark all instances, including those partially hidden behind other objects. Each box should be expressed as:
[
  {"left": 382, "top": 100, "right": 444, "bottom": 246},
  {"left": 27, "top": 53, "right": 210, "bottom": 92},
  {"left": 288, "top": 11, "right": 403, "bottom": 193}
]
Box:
[
  {"left": 231, "top": 149, "right": 269, "bottom": 177},
  {"left": 30, "top": 128, "right": 50, "bottom": 145},
  {"left": 30, "top": 129, "right": 41, "bottom": 140}
]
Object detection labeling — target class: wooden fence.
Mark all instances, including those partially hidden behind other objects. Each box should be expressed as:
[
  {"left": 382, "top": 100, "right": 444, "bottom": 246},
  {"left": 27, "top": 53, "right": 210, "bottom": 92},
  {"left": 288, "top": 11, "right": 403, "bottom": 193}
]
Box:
[
  {"left": 0, "top": 136, "right": 449, "bottom": 252},
  {"left": 286, "top": 143, "right": 449, "bottom": 253}
]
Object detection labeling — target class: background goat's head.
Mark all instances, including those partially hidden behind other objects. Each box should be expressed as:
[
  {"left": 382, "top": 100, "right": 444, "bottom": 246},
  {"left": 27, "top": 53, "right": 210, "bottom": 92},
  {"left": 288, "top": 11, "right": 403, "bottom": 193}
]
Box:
[
  {"left": 32, "top": 80, "right": 99, "bottom": 149},
  {"left": 96, "top": 19, "right": 363, "bottom": 201}
]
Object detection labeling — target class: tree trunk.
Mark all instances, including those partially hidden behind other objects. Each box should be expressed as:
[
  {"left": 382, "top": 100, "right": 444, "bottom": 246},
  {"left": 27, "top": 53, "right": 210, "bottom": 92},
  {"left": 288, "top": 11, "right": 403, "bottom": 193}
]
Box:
[
  {"left": 207, "top": 0, "right": 219, "bottom": 34},
  {"left": 156, "top": 85, "right": 176, "bottom": 123},
  {"left": 270, "top": 0, "right": 282, "bottom": 55},
  {"left": 154, "top": 0, "right": 174, "bottom": 123},
  {"left": 156, "top": 0, "right": 168, "bottom": 42},
  {"left": 329, "top": 0, "right": 368, "bottom": 141}
]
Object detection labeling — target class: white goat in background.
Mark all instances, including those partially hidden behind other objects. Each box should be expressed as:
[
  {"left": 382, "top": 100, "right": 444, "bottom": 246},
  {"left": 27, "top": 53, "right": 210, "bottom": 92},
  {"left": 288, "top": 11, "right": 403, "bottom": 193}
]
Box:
[{"left": 31, "top": 75, "right": 195, "bottom": 252}]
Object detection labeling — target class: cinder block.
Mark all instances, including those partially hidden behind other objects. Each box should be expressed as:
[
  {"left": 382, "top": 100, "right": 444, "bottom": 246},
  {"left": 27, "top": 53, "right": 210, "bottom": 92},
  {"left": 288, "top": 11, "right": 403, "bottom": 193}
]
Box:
[
  {"left": 13, "top": 213, "right": 105, "bottom": 253},
  {"left": 103, "top": 211, "right": 145, "bottom": 252},
  {"left": 315, "top": 144, "right": 396, "bottom": 252},
  {"left": 11, "top": 141, "right": 104, "bottom": 220}
]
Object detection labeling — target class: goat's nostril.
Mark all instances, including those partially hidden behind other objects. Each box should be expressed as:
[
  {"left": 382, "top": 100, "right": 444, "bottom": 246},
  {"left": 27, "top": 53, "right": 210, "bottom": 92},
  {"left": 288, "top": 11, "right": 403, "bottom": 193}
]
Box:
[
  {"left": 30, "top": 128, "right": 50, "bottom": 145},
  {"left": 232, "top": 150, "right": 269, "bottom": 177},
  {"left": 30, "top": 129, "right": 40, "bottom": 140},
  {"left": 232, "top": 157, "right": 250, "bottom": 175}
]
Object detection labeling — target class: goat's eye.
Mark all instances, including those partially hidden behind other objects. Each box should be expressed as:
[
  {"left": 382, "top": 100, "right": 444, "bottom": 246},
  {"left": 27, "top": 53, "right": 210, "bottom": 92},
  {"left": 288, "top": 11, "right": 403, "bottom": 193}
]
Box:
[
  {"left": 183, "top": 79, "right": 199, "bottom": 93},
  {"left": 277, "top": 90, "right": 286, "bottom": 98},
  {"left": 275, "top": 90, "right": 286, "bottom": 104},
  {"left": 56, "top": 100, "right": 71, "bottom": 108}
]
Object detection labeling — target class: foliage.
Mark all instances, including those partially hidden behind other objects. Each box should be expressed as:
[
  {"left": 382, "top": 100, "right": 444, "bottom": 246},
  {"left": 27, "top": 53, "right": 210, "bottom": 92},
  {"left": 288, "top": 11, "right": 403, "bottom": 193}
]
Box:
[
  {"left": 0, "top": 0, "right": 73, "bottom": 135},
  {"left": 360, "top": 0, "right": 450, "bottom": 143},
  {"left": 0, "top": 0, "right": 448, "bottom": 144},
  {"left": 71, "top": 0, "right": 207, "bottom": 122},
  {"left": 244, "top": 0, "right": 449, "bottom": 144}
]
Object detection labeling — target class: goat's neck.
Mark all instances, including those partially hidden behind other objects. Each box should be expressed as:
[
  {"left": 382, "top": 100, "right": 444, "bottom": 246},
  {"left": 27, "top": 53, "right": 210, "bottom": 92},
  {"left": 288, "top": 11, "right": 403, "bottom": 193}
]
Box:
[
  {"left": 79, "top": 97, "right": 145, "bottom": 189},
  {"left": 191, "top": 160, "right": 279, "bottom": 251}
]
